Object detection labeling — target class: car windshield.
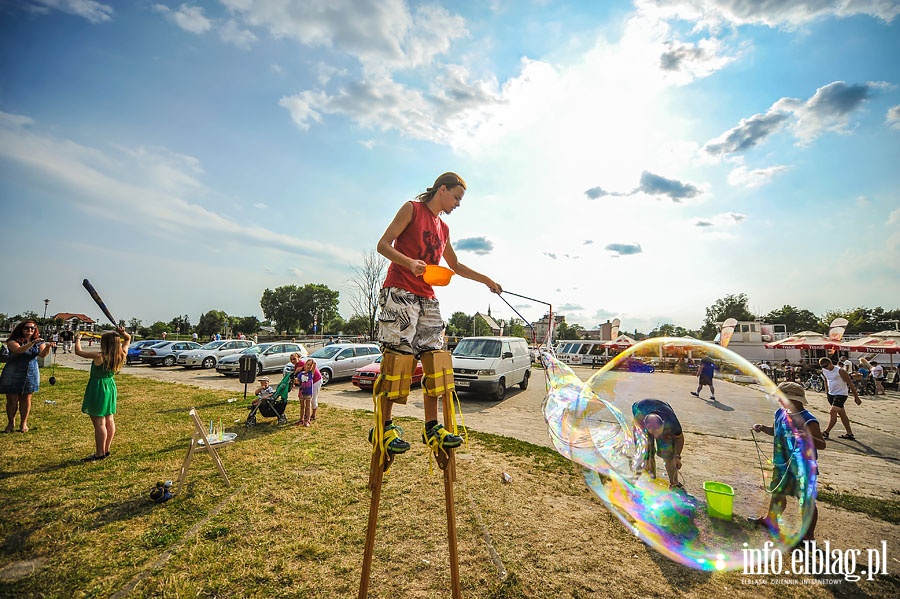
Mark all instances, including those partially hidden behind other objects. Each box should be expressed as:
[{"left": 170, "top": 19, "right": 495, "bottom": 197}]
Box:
[
  {"left": 310, "top": 346, "right": 342, "bottom": 359},
  {"left": 148, "top": 341, "right": 169, "bottom": 348},
  {"left": 453, "top": 339, "right": 501, "bottom": 358},
  {"left": 200, "top": 341, "right": 226, "bottom": 350},
  {"left": 241, "top": 345, "right": 267, "bottom": 355}
]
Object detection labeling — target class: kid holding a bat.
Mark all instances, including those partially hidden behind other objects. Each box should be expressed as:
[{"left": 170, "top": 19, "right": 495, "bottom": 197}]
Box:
[{"left": 75, "top": 327, "right": 130, "bottom": 461}]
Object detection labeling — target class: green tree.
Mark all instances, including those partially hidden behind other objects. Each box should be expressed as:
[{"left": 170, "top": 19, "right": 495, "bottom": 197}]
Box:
[
  {"left": 232, "top": 316, "right": 260, "bottom": 336},
  {"left": 447, "top": 311, "right": 472, "bottom": 337},
  {"left": 700, "top": 293, "right": 756, "bottom": 340},
  {"left": 342, "top": 314, "right": 369, "bottom": 336},
  {"left": 260, "top": 284, "right": 340, "bottom": 334},
  {"left": 764, "top": 305, "right": 820, "bottom": 334},
  {"left": 128, "top": 318, "right": 142, "bottom": 333},
  {"left": 197, "top": 310, "right": 228, "bottom": 338},
  {"left": 649, "top": 323, "right": 691, "bottom": 338},
  {"left": 556, "top": 321, "right": 580, "bottom": 340},
  {"left": 326, "top": 315, "right": 345, "bottom": 335},
  {"left": 169, "top": 314, "right": 191, "bottom": 335},
  {"left": 148, "top": 321, "right": 169, "bottom": 337}
]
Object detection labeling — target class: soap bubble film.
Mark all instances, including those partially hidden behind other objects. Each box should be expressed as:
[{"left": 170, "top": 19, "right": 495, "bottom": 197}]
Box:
[{"left": 541, "top": 338, "right": 818, "bottom": 571}]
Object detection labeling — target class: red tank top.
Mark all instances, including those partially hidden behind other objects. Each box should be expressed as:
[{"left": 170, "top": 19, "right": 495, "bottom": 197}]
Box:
[{"left": 382, "top": 200, "right": 448, "bottom": 299}]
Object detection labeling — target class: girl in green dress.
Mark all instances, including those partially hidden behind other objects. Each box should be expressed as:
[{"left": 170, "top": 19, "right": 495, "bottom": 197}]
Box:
[{"left": 75, "top": 327, "right": 130, "bottom": 461}]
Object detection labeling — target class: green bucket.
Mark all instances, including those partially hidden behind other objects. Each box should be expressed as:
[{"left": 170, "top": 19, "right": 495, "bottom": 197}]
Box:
[{"left": 703, "top": 481, "right": 735, "bottom": 520}]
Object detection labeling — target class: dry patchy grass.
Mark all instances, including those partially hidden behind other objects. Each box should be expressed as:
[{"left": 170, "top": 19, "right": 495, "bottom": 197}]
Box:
[{"left": 0, "top": 367, "right": 897, "bottom": 598}]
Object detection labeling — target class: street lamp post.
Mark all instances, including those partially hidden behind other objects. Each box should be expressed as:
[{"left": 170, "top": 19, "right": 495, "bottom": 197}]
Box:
[{"left": 43, "top": 299, "right": 50, "bottom": 320}]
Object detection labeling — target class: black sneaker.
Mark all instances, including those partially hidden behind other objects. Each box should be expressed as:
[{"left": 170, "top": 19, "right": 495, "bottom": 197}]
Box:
[
  {"left": 368, "top": 424, "right": 410, "bottom": 454},
  {"left": 422, "top": 423, "right": 463, "bottom": 452}
]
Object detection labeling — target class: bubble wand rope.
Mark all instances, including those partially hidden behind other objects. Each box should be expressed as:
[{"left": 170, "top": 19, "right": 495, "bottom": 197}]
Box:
[
  {"left": 495, "top": 290, "right": 553, "bottom": 350},
  {"left": 750, "top": 428, "right": 794, "bottom": 495}
]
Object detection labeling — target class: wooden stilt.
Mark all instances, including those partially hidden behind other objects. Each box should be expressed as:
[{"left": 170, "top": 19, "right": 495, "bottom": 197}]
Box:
[
  {"left": 358, "top": 428, "right": 386, "bottom": 599},
  {"left": 439, "top": 387, "right": 462, "bottom": 599},
  {"left": 360, "top": 351, "right": 462, "bottom": 598}
]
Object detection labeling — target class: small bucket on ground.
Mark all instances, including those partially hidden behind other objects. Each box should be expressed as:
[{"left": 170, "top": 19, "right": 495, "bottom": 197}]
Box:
[{"left": 703, "top": 481, "right": 735, "bottom": 520}]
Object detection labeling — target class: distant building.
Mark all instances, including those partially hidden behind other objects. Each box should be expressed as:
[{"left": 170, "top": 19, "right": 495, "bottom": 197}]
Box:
[
  {"left": 533, "top": 313, "right": 566, "bottom": 345},
  {"left": 473, "top": 311, "right": 502, "bottom": 336},
  {"left": 581, "top": 319, "right": 621, "bottom": 341},
  {"left": 51, "top": 313, "right": 97, "bottom": 331}
]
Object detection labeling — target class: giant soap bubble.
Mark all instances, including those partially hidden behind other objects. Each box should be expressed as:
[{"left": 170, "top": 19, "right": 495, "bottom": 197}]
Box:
[{"left": 542, "top": 338, "right": 818, "bottom": 571}]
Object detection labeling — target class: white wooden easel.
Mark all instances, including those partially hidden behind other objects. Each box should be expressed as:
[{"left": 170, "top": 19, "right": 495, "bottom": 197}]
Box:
[{"left": 175, "top": 408, "right": 234, "bottom": 494}]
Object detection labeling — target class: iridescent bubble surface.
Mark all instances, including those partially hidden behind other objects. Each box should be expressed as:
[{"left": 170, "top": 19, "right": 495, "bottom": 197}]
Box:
[{"left": 542, "top": 338, "right": 818, "bottom": 571}]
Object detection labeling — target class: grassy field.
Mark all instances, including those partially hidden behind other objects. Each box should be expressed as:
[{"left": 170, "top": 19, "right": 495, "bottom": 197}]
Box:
[{"left": 0, "top": 367, "right": 898, "bottom": 598}]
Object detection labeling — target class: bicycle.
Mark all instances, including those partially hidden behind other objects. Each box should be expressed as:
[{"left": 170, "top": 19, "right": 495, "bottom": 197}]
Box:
[
  {"left": 851, "top": 373, "right": 877, "bottom": 396},
  {"left": 802, "top": 371, "right": 825, "bottom": 393}
]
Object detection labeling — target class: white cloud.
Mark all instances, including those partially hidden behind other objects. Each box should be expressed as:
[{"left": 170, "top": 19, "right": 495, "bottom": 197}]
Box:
[
  {"left": 154, "top": 3, "right": 212, "bottom": 35},
  {"left": 219, "top": 19, "right": 257, "bottom": 49},
  {"left": 887, "top": 207, "right": 900, "bottom": 226},
  {"left": 887, "top": 105, "right": 900, "bottom": 130},
  {"left": 220, "top": 0, "right": 467, "bottom": 72},
  {"left": 637, "top": 0, "right": 899, "bottom": 29},
  {"left": 0, "top": 111, "right": 357, "bottom": 264},
  {"left": 28, "top": 0, "right": 113, "bottom": 23},
  {"left": 705, "top": 81, "right": 882, "bottom": 156},
  {"left": 727, "top": 164, "right": 789, "bottom": 188}
]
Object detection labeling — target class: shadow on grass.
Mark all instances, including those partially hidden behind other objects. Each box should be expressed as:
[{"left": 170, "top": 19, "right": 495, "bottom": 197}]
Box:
[
  {"left": 643, "top": 543, "right": 713, "bottom": 591},
  {"left": 89, "top": 494, "right": 158, "bottom": 529},
  {"left": 0, "top": 457, "right": 85, "bottom": 480},
  {"left": 156, "top": 400, "right": 240, "bottom": 415}
]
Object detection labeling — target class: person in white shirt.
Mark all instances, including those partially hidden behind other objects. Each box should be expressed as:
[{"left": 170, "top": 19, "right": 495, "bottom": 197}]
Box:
[
  {"left": 819, "top": 357, "right": 861, "bottom": 440},
  {"left": 870, "top": 360, "right": 886, "bottom": 395}
]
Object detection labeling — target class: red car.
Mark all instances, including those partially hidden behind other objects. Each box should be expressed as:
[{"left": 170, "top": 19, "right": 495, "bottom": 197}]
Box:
[{"left": 352, "top": 355, "right": 424, "bottom": 391}]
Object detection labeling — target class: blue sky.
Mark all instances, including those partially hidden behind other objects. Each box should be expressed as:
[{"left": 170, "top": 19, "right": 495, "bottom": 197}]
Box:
[{"left": 1, "top": 0, "right": 898, "bottom": 334}]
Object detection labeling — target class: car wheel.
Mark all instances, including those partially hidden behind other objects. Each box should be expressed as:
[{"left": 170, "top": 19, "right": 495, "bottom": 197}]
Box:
[
  {"left": 519, "top": 370, "right": 530, "bottom": 390},
  {"left": 256, "top": 363, "right": 263, "bottom": 376},
  {"left": 493, "top": 378, "right": 507, "bottom": 401},
  {"left": 163, "top": 356, "right": 176, "bottom": 367},
  {"left": 202, "top": 357, "right": 216, "bottom": 369},
  {"left": 320, "top": 369, "right": 332, "bottom": 386}
]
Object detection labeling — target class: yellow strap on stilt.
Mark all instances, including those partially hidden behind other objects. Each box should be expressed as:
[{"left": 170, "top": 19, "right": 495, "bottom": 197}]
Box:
[
  {"left": 381, "top": 372, "right": 412, "bottom": 399},
  {"left": 423, "top": 368, "right": 456, "bottom": 395},
  {"left": 372, "top": 375, "right": 387, "bottom": 467}
]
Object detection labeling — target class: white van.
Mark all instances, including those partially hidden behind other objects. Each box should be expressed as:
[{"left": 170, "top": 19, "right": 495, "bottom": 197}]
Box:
[{"left": 451, "top": 336, "right": 531, "bottom": 400}]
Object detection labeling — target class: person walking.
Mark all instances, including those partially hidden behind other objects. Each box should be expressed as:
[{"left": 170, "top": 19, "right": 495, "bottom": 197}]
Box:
[
  {"left": 690, "top": 355, "right": 716, "bottom": 401},
  {"left": 1, "top": 320, "right": 53, "bottom": 433},
  {"left": 870, "top": 360, "right": 886, "bottom": 395},
  {"left": 74, "top": 328, "right": 130, "bottom": 461},
  {"left": 819, "top": 357, "right": 861, "bottom": 440}
]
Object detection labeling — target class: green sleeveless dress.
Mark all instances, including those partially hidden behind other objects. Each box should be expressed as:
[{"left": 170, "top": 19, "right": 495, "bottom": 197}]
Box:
[{"left": 81, "top": 362, "right": 117, "bottom": 417}]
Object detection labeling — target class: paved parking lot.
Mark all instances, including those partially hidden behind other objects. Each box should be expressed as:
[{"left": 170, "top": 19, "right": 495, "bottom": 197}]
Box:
[{"left": 49, "top": 352, "right": 900, "bottom": 500}]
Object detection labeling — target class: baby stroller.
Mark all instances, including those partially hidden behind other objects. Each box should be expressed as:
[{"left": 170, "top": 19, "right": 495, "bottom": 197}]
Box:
[{"left": 246, "top": 369, "right": 291, "bottom": 428}]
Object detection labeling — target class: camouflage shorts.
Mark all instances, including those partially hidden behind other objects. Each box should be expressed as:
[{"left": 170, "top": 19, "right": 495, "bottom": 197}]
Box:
[{"left": 376, "top": 287, "right": 445, "bottom": 357}]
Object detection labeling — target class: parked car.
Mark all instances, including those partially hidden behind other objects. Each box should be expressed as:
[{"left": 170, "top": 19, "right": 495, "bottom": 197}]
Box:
[
  {"left": 126, "top": 340, "right": 164, "bottom": 365},
  {"left": 177, "top": 339, "right": 254, "bottom": 369},
  {"left": 141, "top": 341, "right": 202, "bottom": 367},
  {"left": 216, "top": 342, "right": 308, "bottom": 376},
  {"left": 452, "top": 336, "right": 531, "bottom": 400},
  {"left": 352, "top": 355, "right": 424, "bottom": 391},
  {"left": 306, "top": 343, "right": 381, "bottom": 385}
]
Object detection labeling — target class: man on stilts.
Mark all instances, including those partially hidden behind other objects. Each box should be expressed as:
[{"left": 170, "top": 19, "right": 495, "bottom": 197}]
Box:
[{"left": 359, "top": 172, "right": 502, "bottom": 598}]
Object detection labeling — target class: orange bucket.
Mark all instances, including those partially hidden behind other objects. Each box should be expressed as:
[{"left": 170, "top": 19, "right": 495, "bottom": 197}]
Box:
[{"left": 423, "top": 265, "right": 454, "bottom": 286}]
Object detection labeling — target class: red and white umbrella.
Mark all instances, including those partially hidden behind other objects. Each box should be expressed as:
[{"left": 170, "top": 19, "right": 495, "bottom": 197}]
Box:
[
  {"left": 765, "top": 333, "right": 841, "bottom": 351},
  {"left": 839, "top": 332, "right": 900, "bottom": 355},
  {"left": 604, "top": 335, "right": 637, "bottom": 351}
]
